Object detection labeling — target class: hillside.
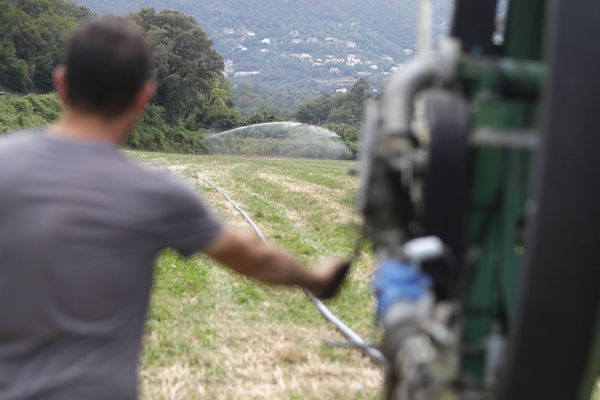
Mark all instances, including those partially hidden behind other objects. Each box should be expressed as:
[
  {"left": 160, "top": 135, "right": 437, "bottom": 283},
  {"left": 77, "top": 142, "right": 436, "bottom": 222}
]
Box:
[{"left": 76, "top": 0, "right": 453, "bottom": 110}]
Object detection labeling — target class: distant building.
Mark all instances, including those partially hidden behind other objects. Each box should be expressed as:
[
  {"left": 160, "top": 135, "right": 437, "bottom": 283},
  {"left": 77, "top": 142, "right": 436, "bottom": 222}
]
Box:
[
  {"left": 325, "top": 57, "right": 344, "bottom": 64},
  {"left": 346, "top": 41, "right": 357, "bottom": 48},
  {"left": 289, "top": 30, "right": 300, "bottom": 37},
  {"left": 403, "top": 48, "right": 414, "bottom": 56},
  {"left": 261, "top": 38, "right": 271, "bottom": 44},
  {"left": 223, "top": 28, "right": 235, "bottom": 35},
  {"left": 246, "top": 31, "right": 256, "bottom": 37},
  {"left": 291, "top": 38, "right": 303, "bottom": 44},
  {"left": 329, "top": 67, "right": 340, "bottom": 74},
  {"left": 260, "top": 48, "right": 270, "bottom": 54},
  {"left": 346, "top": 54, "right": 362, "bottom": 66},
  {"left": 370, "top": 64, "right": 379, "bottom": 70},
  {"left": 307, "top": 37, "right": 319, "bottom": 44},
  {"left": 234, "top": 71, "right": 261, "bottom": 78},
  {"left": 223, "top": 59, "right": 235, "bottom": 77},
  {"left": 336, "top": 88, "right": 348, "bottom": 94}
]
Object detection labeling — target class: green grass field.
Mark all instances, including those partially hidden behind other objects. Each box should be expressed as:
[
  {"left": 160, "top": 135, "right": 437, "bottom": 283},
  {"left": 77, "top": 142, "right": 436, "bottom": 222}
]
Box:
[{"left": 130, "top": 151, "right": 382, "bottom": 399}]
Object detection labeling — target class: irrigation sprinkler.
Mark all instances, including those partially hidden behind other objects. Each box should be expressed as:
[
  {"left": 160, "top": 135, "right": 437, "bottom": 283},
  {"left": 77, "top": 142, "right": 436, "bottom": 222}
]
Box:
[{"left": 202, "top": 122, "right": 353, "bottom": 160}]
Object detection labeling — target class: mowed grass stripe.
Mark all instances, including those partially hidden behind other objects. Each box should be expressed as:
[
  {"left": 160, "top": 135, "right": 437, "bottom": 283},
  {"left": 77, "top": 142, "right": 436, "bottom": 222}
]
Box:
[{"left": 188, "top": 159, "right": 376, "bottom": 332}]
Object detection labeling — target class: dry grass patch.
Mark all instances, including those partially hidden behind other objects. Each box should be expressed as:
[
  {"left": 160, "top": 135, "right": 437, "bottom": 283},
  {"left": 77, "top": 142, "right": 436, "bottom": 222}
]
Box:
[{"left": 142, "top": 323, "right": 381, "bottom": 400}]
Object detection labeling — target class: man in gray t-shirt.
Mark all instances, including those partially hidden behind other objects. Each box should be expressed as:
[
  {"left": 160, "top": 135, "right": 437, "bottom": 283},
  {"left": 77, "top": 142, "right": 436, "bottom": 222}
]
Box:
[{"left": 0, "top": 18, "right": 349, "bottom": 400}]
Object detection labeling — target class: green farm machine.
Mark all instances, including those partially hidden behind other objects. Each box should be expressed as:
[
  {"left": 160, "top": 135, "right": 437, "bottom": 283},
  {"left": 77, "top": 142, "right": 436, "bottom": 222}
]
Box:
[{"left": 358, "top": 0, "right": 600, "bottom": 399}]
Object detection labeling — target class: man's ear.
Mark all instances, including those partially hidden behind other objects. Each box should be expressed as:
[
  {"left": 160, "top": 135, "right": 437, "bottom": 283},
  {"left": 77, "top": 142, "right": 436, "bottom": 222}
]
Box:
[
  {"left": 53, "top": 65, "right": 69, "bottom": 104},
  {"left": 132, "top": 81, "right": 157, "bottom": 113}
]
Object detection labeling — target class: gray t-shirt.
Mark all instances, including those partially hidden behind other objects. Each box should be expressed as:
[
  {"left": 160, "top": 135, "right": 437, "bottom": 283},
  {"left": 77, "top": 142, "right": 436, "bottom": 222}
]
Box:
[{"left": 0, "top": 131, "right": 223, "bottom": 400}]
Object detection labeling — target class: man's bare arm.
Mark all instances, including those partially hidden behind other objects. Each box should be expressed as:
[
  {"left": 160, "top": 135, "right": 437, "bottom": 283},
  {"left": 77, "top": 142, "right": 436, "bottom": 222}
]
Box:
[{"left": 204, "top": 227, "right": 350, "bottom": 300}]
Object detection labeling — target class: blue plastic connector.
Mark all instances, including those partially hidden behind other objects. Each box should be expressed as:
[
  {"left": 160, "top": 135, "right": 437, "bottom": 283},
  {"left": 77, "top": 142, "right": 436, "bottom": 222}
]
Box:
[{"left": 373, "top": 258, "right": 432, "bottom": 320}]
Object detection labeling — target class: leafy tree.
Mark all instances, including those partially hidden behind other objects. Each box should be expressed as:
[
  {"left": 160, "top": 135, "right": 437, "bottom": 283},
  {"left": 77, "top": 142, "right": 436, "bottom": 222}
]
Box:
[
  {"left": 349, "top": 78, "right": 371, "bottom": 106},
  {"left": 296, "top": 78, "right": 371, "bottom": 125},
  {"left": 129, "top": 8, "right": 224, "bottom": 122},
  {"left": 0, "top": 93, "right": 63, "bottom": 133},
  {"left": 0, "top": 0, "right": 91, "bottom": 93},
  {"left": 296, "top": 95, "right": 335, "bottom": 125},
  {"left": 323, "top": 123, "right": 360, "bottom": 156},
  {"left": 326, "top": 104, "right": 356, "bottom": 124}
]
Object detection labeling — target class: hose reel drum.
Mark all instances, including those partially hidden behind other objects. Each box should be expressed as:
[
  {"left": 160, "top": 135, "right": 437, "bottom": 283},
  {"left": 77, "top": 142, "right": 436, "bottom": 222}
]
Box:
[{"left": 360, "top": 89, "right": 471, "bottom": 299}]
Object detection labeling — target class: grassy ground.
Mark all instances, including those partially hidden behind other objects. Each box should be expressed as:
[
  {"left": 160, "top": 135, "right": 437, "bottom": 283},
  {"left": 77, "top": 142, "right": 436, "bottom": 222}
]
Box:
[{"left": 129, "top": 151, "right": 382, "bottom": 399}]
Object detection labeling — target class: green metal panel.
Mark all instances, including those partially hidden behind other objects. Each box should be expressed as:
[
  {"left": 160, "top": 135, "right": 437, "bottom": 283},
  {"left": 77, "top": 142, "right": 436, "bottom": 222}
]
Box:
[
  {"left": 462, "top": 2, "right": 600, "bottom": 397},
  {"left": 461, "top": 99, "right": 535, "bottom": 382},
  {"left": 503, "top": 0, "right": 546, "bottom": 60},
  {"left": 452, "top": 0, "right": 548, "bottom": 388}
]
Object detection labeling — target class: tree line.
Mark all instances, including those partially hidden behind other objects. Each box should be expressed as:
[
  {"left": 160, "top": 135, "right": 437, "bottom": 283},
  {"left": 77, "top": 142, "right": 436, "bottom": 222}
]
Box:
[{"left": 0, "top": 0, "right": 367, "bottom": 156}]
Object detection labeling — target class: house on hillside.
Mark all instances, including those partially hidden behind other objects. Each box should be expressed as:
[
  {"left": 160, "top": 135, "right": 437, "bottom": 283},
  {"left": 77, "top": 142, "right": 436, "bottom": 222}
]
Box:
[
  {"left": 325, "top": 57, "right": 344, "bottom": 64},
  {"left": 346, "top": 54, "right": 362, "bottom": 66},
  {"left": 224, "top": 59, "right": 235, "bottom": 76},
  {"left": 234, "top": 71, "right": 261, "bottom": 78}
]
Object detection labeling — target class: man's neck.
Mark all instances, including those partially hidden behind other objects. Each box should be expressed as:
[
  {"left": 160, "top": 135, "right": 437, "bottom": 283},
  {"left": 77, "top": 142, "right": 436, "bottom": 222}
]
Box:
[{"left": 48, "top": 109, "right": 128, "bottom": 145}]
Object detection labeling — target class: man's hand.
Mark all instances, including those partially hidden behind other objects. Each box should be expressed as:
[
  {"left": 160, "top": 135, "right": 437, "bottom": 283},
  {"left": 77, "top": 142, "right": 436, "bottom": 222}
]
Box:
[
  {"left": 204, "top": 228, "right": 351, "bottom": 300},
  {"left": 306, "top": 258, "right": 352, "bottom": 300}
]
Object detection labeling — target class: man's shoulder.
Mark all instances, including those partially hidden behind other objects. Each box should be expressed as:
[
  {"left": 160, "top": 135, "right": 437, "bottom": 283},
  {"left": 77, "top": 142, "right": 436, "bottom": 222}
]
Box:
[
  {"left": 0, "top": 130, "right": 41, "bottom": 151},
  {"left": 117, "top": 157, "right": 198, "bottom": 201},
  {"left": 0, "top": 130, "right": 44, "bottom": 170}
]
